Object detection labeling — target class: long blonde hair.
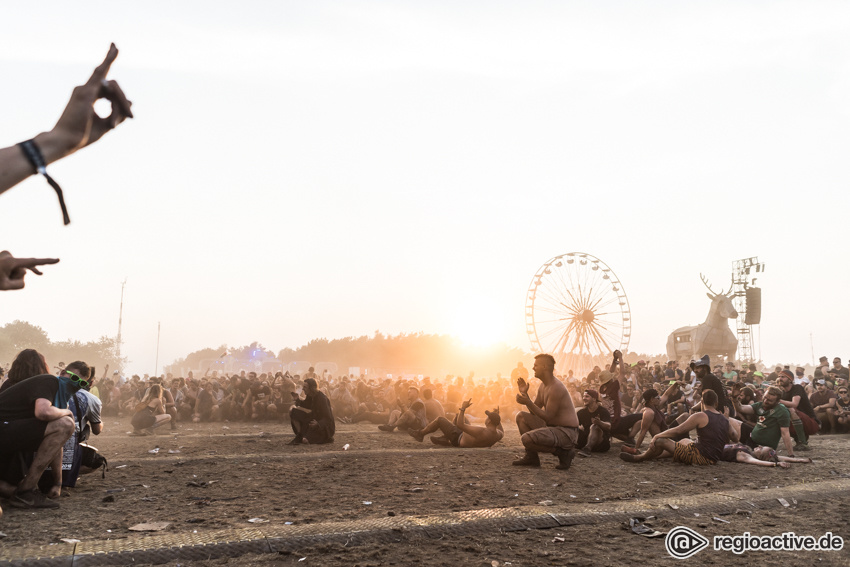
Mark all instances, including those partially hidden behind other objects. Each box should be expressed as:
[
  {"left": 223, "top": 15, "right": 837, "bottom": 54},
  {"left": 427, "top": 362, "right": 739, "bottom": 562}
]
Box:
[{"left": 142, "top": 384, "right": 163, "bottom": 404}]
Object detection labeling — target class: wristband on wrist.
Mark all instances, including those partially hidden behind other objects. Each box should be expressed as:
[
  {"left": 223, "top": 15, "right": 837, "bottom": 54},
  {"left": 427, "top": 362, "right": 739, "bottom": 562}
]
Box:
[{"left": 17, "top": 139, "right": 70, "bottom": 225}]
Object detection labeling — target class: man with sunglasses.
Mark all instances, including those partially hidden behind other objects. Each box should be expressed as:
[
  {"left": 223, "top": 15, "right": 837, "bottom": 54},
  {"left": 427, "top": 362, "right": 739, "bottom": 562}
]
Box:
[
  {"left": 0, "top": 361, "right": 90, "bottom": 510},
  {"left": 834, "top": 388, "right": 850, "bottom": 433}
]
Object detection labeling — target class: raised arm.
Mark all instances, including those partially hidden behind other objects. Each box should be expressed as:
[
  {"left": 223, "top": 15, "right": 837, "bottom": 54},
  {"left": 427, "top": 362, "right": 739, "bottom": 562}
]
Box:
[
  {"left": 0, "top": 44, "right": 132, "bottom": 196},
  {"left": 733, "top": 398, "right": 755, "bottom": 416}
]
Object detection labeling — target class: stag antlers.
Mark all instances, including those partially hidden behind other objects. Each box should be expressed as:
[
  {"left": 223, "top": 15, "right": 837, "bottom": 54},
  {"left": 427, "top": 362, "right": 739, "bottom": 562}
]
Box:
[{"left": 700, "top": 273, "right": 734, "bottom": 298}]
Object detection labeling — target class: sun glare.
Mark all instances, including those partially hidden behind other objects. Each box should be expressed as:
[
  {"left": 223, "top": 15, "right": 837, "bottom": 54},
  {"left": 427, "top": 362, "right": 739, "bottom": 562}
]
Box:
[{"left": 451, "top": 299, "right": 506, "bottom": 348}]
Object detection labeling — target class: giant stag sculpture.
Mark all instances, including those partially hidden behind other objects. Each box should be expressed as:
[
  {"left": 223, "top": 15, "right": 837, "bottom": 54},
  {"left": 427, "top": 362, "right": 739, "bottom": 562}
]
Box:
[{"left": 666, "top": 274, "right": 738, "bottom": 363}]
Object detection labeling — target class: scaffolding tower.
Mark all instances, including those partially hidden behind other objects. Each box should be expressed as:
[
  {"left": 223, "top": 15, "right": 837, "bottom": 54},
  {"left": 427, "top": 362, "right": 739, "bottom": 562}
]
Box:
[{"left": 731, "top": 257, "right": 764, "bottom": 363}]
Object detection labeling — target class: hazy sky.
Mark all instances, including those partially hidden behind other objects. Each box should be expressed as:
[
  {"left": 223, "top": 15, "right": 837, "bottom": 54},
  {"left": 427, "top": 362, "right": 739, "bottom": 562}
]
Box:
[{"left": 1, "top": 1, "right": 847, "bottom": 373}]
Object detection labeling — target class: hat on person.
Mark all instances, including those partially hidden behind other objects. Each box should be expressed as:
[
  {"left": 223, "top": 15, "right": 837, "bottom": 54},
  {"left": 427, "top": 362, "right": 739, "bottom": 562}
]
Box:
[
  {"left": 638, "top": 360, "right": 646, "bottom": 366},
  {"left": 642, "top": 388, "right": 660, "bottom": 404},
  {"left": 599, "top": 370, "right": 613, "bottom": 385},
  {"left": 484, "top": 408, "right": 501, "bottom": 426},
  {"left": 800, "top": 377, "right": 810, "bottom": 385},
  {"left": 584, "top": 389, "right": 599, "bottom": 401},
  {"left": 779, "top": 369, "right": 794, "bottom": 382},
  {"left": 817, "top": 379, "right": 826, "bottom": 385},
  {"left": 753, "top": 371, "right": 764, "bottom": 378},
  {"left": 693, "top": 355, "right": 710, "bottom": 369}
]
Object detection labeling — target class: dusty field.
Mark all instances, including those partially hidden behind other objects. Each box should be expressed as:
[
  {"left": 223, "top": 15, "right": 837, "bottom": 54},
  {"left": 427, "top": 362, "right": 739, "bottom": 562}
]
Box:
[{"left": 1, "top": 417, "right": 848, "bottom": 566}]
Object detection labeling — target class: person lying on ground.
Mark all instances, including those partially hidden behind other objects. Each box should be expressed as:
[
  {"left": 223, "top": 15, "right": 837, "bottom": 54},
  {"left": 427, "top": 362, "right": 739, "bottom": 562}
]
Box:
[
  {"left": 619, "top": 389, "right": 737, "bottom": 466},
  {"left": 289, "top": 378, "right": 335, "bottom": 445},
  {"left": 513, "top": 353, "right": 580, "bottom": 471},
  {"left": 720, "top": 443, "right": 812, "bottom": 468},
  {"left": 378, "top": 386, "right": 427, "bottom": 433},
  {"left": 0, "top": 361, "right": 90, "bottom": 509},
  {"left": 409, "top": 399, "right": 503, "bottom": 447}
]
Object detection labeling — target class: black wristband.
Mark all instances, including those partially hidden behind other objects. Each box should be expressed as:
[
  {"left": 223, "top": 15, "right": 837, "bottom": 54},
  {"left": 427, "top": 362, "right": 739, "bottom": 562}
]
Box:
[{"left": 18, "top": 139, "right": 71, "bottom": 225}]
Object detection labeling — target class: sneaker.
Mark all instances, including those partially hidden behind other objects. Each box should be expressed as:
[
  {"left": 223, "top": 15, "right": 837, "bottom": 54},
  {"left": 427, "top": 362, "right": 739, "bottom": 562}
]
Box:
[
  {"left": 378, "top": 424, "right": 395, "bottom": 432},
  {"left": 576, "top": 448, "right": 592, "bottom": 458},
  {"left": 10, "top": 489, "right": 60, "bottom": 509},
  {"left": 512, "top": 452, "right": 541, "bottom": 467},
  {"left": 554, "top": 448, "right": 577, "bottom": 470},
  {"left": 408, "top": 429, "right": 425, "bottom": 442},
  {"left": 794, "top": 443, "right": 811, "bottom": 452}
]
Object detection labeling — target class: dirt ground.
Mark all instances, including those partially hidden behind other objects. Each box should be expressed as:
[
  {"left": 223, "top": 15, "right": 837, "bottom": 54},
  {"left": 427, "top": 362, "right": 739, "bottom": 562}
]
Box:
[{"left": 1, "top": 417, "right": 848, "bottom": 566}]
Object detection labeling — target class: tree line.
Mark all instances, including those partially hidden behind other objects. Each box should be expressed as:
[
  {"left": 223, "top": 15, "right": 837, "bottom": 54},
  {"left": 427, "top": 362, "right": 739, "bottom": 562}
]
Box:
[{"left": 0, "top": 320, "right": 123, "bottom": 374}]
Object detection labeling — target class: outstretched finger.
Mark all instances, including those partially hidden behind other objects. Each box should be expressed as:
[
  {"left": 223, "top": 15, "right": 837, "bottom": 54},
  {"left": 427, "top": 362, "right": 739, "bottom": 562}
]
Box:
[
  {"left": 16, "top": 257, "right": 60, "bottom": 269},
  {"left": 86, "top": 43, "right": 119, "bottom": 87}
]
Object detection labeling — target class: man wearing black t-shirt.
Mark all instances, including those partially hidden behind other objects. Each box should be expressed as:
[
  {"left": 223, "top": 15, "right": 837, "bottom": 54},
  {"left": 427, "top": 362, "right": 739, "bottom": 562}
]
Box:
[
  {"left": 692, "top": 356, "right": 730, "bottom": 417},
  {"left": 289, "top": 378, "right": 335, "bottom": 445},
  {"left": 778, "top": 369, "right": 818, "bottom": 450},
  {"left": 0, "top": 363, "right": 90, "bottom": 509},
  {"left": 575, "top": 390, "right": 611, "bottom": 457}
]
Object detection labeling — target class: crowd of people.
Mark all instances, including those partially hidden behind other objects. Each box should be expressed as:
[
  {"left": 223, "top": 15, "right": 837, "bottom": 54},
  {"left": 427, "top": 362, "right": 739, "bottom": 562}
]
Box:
[{"left": 2, "top": 342, "right": 846, "bottom": 516}]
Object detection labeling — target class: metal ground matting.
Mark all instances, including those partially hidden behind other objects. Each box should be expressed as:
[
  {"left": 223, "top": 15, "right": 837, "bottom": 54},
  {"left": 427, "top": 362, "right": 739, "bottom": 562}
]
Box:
[{"left": 1, "top": 478, "right": 847, "bottom": 566}]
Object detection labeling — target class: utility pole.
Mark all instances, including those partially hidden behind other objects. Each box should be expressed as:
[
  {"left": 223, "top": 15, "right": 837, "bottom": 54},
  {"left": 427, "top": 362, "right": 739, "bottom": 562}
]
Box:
[
  {"left": 810, "top": 333, "right": 815, "bottom": 367},
  {"left": 155, "top": 321, "right": 161, "bottom": 377},
  {"left": 117, "top": 278, "right": 127, "bottom": 361}
]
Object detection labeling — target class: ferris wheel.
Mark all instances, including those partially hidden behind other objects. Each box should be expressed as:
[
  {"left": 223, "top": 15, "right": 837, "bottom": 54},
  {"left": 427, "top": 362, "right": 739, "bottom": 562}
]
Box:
[{"left": 525, "top": 252, "right": 631, "bottom": 380}]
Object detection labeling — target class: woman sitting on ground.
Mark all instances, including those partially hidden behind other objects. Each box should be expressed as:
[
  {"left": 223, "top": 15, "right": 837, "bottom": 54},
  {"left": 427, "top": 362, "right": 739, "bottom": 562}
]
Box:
[{"left": 130, "top": 384, "right": 171, "bottom": 435}]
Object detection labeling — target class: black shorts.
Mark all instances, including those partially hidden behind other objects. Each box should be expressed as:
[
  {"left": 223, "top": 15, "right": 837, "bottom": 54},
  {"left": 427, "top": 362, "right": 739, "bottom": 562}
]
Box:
[
  {"left": 446, "top": 424, "right": 463, "bottom": 447},
  {"left": 0, "top": 418, "right": 48, "bottom": 454},
  {"left": 611, "top": 413, "right": 642, "bottom": 436}
]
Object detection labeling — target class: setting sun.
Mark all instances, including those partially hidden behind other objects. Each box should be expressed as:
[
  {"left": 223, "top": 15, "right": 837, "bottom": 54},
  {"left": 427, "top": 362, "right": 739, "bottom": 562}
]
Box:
[{"left": 450, "top": 297, "right": 507, "bottom": 347}]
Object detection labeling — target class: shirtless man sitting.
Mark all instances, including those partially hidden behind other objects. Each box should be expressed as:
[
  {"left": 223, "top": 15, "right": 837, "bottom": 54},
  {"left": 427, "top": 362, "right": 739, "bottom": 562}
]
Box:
[
  {"left": 513, "top": 354, "right": 580, "bottom": 470},
  {"left": 409, "top": 399, "right": 503, "bottom": 447}
]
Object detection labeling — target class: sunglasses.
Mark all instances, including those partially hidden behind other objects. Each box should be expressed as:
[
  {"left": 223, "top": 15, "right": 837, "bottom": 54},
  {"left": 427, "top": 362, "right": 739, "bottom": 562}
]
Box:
[
  {"left": 65, "top": 370, "right": 89, "bottom": 388},
  {"left": 839, "top": 391, "right": 848, "bottom": 395}
]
